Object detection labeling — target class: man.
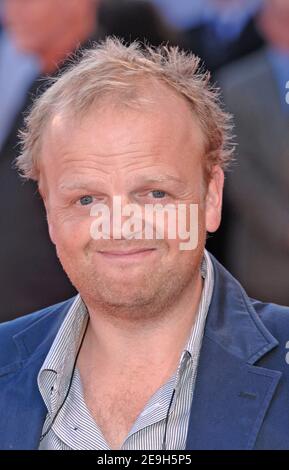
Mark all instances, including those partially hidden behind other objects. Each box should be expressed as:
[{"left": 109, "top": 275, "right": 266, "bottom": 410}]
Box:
[
  {"left": 0, "top": 39, "right": 289, "bottom": 450},
  {"left": 218, "top": 0, "right": 289, "bottom": 304},
  {"left": 0, "top": 0, "right": 101, "bottom": 322},
  {"left": 0, "top": 30, "right": 40, "bottom": 151}
]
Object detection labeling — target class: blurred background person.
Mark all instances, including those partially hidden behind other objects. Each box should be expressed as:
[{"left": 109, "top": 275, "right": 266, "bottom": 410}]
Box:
[
  {"left": 0, "top": 14, "right": 40, "bottom": 151},
  {"left": 152, "top": 0, "right": 265, "bottom": 73},
  {"left": 218, "top": 0, "right": 289, "bottom": 305},
  {"left": 151, "top": 0, "right": 205, "bottom": 31},
  {"left": 0, "top": 0, "right": 101, "bottom": 322},
  {"left": 98, "top": 0, "right": 183, "bottom": 48}
]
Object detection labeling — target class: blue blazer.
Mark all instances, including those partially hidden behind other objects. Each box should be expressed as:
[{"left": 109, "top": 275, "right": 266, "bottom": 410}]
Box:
[{"left": 1, "top": 255, "right": 289, "bottom": 450}]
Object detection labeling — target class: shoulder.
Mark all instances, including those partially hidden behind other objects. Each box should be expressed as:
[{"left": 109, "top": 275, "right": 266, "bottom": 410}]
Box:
[
  {"left": 251, "top": 299, "right": 289, "bottom": 382},
  {"left": 0, "top": 297, "right": 76, "bottom": 367},
  {"left": 252, "top": 299, "right": 289, "bottom": 344}
]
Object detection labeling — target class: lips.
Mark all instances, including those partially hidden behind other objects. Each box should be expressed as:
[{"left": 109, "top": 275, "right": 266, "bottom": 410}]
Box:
[{"left": 98, "top": 248, "right": 156, "bottom": 256}]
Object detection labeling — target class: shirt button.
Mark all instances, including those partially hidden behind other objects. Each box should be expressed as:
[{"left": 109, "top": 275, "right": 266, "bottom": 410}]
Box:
[{"left": 70, "top": 425, "right": 79, "bottom": 431}]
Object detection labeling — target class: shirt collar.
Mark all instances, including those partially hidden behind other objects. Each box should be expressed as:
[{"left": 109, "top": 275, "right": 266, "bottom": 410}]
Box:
[
  {"left": 173, "top": 249, "right": 214, "bottom": 391},
  {"left": 38, "top": 295, "right": 88, "bottom": 414},
  {"left": 185, "top": 250, "right": 214, "bottom": 355}
]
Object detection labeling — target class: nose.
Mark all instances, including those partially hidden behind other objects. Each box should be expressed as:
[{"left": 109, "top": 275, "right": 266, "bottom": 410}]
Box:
[{"left": 111, "top": 195, "right": 144, "bottom": 240}]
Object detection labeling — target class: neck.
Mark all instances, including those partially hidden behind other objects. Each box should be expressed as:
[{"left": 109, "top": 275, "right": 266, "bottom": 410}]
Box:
[{"left": 78, "top": 272, "right": 203, "bottom": 376}]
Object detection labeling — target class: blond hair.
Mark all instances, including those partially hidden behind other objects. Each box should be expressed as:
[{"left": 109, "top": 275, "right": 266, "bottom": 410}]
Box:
[{"left": 16, "top": 37, "right": 234, "bottom": 182}]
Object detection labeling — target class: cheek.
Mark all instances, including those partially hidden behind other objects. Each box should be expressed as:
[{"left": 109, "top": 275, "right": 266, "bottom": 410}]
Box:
[
  {"left": 164, "top": 239, "right": 203, "bottom": 280},
  {"left": 50, "top": 213, "right": 93, "bottom": 253}
]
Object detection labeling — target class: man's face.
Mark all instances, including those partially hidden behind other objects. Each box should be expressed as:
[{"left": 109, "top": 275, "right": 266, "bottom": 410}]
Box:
[
  {"left": 40, "top": 88, "right": 223, "bottom": 320},
  {"left": 2, "top": 0, "right": 90, "bottom": 53}
]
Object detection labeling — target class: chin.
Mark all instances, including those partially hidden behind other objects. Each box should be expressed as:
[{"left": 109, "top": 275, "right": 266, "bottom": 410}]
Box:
[
  {"left": 99, "top": 266, "right": 150, "bottom": 283},
  {"left": 101, "top": 284, "right": 154, "bottom": 304}
]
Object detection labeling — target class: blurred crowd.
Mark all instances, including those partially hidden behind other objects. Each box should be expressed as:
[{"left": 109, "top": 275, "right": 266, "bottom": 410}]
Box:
[{"left": 0, "top": 0, "right": 289, "bottom": 322}]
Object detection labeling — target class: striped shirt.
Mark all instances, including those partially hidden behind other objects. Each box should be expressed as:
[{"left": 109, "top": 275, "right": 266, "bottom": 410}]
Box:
[{"left": 38, "top": 250, "right": 214, "bottom": 450}]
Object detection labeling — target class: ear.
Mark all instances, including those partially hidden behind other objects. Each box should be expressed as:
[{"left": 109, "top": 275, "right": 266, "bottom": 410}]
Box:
[{"left": 205, "top": 166, "right": 224, "bottom": 233}]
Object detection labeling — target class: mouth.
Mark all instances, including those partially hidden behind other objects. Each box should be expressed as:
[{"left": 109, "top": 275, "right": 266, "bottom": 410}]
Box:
[{"left": 96, "top": 247, "right": 157, "bottom": 261}]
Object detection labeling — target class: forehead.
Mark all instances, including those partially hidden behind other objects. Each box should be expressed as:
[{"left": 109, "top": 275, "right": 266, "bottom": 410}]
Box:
[{"left": 40, "top": 86, "right": 205, "bottom": 182}]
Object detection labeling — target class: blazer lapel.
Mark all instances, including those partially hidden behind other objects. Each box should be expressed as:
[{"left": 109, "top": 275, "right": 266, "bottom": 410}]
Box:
[{"left": 186, "top": 256, "right": 282, "bottom": 450}]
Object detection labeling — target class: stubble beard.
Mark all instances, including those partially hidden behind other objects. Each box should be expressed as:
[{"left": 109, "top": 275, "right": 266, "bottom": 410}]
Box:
[{"left": 57, "top": 245, "right": 204, "bottom": 326}]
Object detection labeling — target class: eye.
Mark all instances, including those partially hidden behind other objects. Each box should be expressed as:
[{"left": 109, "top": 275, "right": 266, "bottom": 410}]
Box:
[
  {"left": 150, "top": 190, "right": 167, "bottom": 199},
  {"left": 79, "top": 195, "right": 94, "bottom": 206}
]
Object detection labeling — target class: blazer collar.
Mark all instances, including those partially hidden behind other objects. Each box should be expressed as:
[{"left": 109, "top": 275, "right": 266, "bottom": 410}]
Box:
[
  {"left": 205, "top": 255, "right": 278, "bottom": 364},
  {"left": 13, "top": 297, "right": 76, "bottom": 361}
]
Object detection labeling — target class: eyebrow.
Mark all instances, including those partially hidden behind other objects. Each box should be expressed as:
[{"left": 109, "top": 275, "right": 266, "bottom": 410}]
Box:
[
  {"left": 58, "top": 174, "right": 186, "bottom": 193},
  {"left": 58, "top": 181, "right": 103, "bottom": 192},
  {"left": 138, "top": 175, "right": 186, "bottom": 186}
]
